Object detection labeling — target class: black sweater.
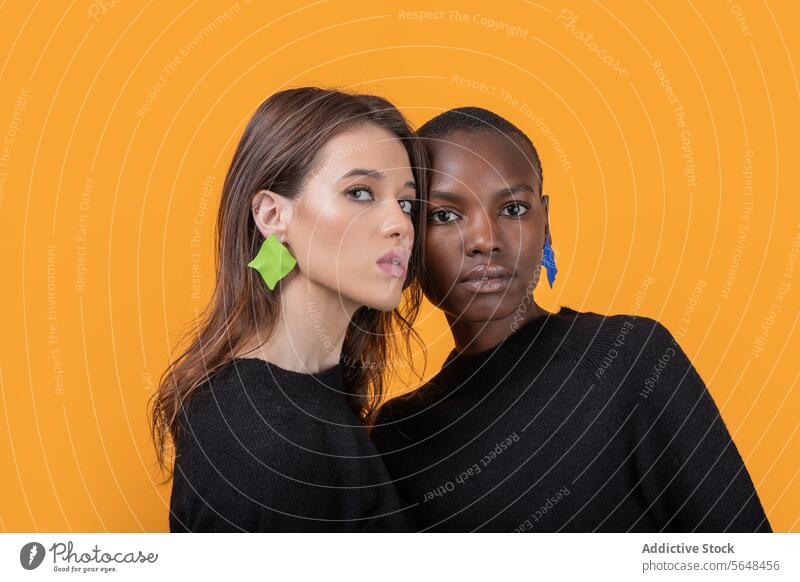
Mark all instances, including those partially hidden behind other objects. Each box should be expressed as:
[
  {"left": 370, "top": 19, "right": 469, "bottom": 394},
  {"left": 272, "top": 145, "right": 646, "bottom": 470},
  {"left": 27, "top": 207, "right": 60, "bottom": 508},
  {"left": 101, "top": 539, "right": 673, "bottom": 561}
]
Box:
[
  {"left": 169, "top": 357, "right": 413, "bottom": 532},
  {"left": 371, "top": 306, "right": 772, "bottom": 532}
]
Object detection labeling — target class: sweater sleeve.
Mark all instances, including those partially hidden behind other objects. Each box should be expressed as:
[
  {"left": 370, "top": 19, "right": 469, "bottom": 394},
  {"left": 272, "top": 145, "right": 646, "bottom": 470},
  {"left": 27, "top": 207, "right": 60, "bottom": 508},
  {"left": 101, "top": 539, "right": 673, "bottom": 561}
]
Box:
[{"left": 632, "top": 320, "right": 771, "bottom": 532}]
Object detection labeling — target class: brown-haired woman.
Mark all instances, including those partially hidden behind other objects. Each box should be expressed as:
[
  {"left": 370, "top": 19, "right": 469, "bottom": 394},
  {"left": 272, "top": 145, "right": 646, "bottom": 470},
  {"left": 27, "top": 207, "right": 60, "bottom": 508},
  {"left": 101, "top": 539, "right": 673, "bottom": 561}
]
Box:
[{"left": 149, "top": 87, "right": 427, "bottom": 532}]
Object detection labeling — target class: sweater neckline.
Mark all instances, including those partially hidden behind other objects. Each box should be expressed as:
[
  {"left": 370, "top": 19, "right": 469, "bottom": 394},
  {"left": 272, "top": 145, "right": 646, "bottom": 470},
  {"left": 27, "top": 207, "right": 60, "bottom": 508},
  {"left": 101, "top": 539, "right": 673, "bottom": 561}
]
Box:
[
  {"left": 227, "top": 356, "right": 344, "bottom": 396},
  {"left": 437, "top": 306, "right": 580, "bottom": 386}
]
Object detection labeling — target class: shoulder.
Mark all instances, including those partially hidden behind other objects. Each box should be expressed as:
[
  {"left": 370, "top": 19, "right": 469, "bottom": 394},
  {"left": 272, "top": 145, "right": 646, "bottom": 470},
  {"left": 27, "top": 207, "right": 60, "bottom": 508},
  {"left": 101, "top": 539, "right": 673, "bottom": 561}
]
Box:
[
  {"left": 172, "top": 366, "right": 329, "bottom": 513},
  {"left": 179, "top": 363, "right": 279, "bottom": 435},
  {"left": 175, "top": 361, "right": 320, "bottom": 468},
  {"left": 371, "top": 384, "right": 438, "bottom": 451},
  {"left": 564, "top": 307, "right": 681, "bottom": 360},
  {"left": 614, "top": 313, "right": 693, "bottom": 369},
  {"left": 374, "top": 369, "right": 451, "bottom": 427},
  {"left": 176, "top": 381, "right": 277, "bottom": 477},
  {"left": 563, "top": 306, "right": 668, "bottom": 342},
  {"left": 375, "top": 389, "right": 424, "bottom": 423},
  {"left": 622, "top": 313, "right": 680, "bottom": 348},
  {"left": 600, "top": 315, "right": 712, "bottom": 417},
  {"left": 572, "top": 310, "right": 704, "bottom": 398},
  {"left": 372, "top": 390, "right": 419, "bottom": 435}
]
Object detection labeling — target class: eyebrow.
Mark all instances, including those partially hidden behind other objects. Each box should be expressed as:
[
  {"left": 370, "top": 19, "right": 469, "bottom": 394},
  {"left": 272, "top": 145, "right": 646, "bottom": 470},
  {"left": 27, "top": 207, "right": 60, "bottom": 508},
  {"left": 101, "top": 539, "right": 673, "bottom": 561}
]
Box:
[
  {"left": 340, "top": 168, "right": 384, "bottom": 180},
  {"left": 339, "top": 168, "right": 416, "bottom": 190},
  {"left": 499, "top": 183, "right": 536, "bottom": 196},
  {"left": 430, "top": 183, "right": 536, "bottom": 202}
]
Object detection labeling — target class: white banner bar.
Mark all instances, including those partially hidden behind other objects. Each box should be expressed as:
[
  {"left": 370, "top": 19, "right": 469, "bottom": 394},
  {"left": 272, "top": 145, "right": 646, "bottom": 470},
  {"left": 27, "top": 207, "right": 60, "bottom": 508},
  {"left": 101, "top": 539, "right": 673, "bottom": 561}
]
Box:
[{"left": 1, "top": 533, "right": 797, "bottom": 581}]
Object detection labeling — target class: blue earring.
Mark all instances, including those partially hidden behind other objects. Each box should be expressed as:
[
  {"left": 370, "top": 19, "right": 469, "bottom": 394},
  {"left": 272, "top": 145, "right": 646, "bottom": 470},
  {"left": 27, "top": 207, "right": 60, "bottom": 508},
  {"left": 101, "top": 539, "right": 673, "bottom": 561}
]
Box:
[{"left": 541, "top": 239, "right": 558, "bottom": 288}]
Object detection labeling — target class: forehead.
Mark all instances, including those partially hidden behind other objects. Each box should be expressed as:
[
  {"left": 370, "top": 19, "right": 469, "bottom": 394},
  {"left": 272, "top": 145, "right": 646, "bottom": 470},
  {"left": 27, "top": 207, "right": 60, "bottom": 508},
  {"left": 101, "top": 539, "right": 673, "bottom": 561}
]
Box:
[
  {"left": 313, "top": 123, "right": 412, "bottom": 178},
  {"left": 428, "top": 130, "right": 537, "bottom": 194}
]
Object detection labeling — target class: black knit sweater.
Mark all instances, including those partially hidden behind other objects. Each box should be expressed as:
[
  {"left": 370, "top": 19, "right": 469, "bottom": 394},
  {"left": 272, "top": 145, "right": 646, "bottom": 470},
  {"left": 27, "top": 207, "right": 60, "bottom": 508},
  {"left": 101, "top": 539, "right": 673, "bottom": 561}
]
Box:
[
  {"left": 371, "top": 306, "right": 772, "bottom": 532},
  {"left": 169, "top": 357, "right": 413, "bottom": 532}
]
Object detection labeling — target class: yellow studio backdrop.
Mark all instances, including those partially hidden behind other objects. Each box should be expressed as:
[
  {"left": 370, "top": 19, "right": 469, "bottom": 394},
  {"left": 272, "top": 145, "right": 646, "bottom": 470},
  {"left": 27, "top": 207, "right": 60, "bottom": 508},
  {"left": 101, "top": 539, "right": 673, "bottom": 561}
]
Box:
[{"left": 0, "top": 0, "right": 798, "bottom": 532}]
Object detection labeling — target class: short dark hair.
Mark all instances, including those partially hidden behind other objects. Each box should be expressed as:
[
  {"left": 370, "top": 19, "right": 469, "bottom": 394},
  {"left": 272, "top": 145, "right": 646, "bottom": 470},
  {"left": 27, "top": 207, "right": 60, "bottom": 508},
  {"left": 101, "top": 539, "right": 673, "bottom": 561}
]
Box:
[{"left": 417, "top": 106, "right": 543, "bottom": 194}]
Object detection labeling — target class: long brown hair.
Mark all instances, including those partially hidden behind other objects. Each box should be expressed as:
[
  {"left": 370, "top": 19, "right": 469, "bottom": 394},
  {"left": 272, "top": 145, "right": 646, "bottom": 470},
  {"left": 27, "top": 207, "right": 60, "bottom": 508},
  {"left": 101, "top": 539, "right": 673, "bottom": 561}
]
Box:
[{"left": 148, "top": 87, "right": 428, "bottom": 482}]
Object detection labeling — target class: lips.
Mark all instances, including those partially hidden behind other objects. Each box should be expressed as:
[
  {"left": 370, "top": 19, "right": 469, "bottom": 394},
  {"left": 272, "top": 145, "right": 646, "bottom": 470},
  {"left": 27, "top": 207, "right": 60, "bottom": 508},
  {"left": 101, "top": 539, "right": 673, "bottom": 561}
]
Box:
[
  {"left": 376, "top": 248, "right": 410, "bottom": 279},
  {"left": 459, "top": 263, "right": 514, "bottom": 294}
]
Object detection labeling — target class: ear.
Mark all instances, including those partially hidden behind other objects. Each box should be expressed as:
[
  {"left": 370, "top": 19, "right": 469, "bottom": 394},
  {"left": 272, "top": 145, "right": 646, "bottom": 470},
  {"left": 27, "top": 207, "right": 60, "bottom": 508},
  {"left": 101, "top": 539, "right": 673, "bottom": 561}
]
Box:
[
  {"left": 251, "top": 190, "right": 293, "bottom": 242},
  {"left": 541, "top": 193, "right": 552, "bottom": 245}
]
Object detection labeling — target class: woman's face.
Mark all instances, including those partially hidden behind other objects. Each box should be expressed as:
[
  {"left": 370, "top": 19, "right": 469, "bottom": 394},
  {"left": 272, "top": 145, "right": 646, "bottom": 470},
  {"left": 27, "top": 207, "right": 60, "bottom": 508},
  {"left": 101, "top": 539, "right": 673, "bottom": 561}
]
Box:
[
  {"left": 422, "top": 129, "right": 548, "bottom": 323},
  {"left": 285, "top": 123, "right": 417, "bottom": 312}
]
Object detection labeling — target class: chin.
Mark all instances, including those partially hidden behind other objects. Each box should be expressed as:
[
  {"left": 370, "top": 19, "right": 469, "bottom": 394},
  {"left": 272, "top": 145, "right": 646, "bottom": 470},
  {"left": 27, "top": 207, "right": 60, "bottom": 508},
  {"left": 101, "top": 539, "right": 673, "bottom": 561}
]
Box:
[
  {"left": 352, "top": 290, "right": 402, "bottom": 313},
  {"left": 447, "top": 295, "right": 520, "bottom": 322},
  {"left": 371, "top": 295, "right": 402, "bottom": 312}
]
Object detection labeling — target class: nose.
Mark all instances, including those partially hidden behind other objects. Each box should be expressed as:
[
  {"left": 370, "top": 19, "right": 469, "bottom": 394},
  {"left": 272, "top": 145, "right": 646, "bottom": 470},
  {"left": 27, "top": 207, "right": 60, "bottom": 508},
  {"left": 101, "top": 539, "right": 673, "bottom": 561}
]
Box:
[
  {"left": 380, "top": 199, "right": 414, "bottom": 244},
  {"left": 465, "top": 210, "right": 500, "bottom": 256}
]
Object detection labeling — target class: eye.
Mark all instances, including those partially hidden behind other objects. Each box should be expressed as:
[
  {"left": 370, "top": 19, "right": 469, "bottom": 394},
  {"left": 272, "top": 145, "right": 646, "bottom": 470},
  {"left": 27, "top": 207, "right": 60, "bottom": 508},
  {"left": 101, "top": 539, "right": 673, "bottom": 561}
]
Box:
[
  {"left": 429, "top": 209, "right": 459, "bottom": 223},
  {"left": 500, "top": 202, "right": 529, "bottom": 217},
  {"left": 398, "top": 199, "right": 416, "bottom": 215},
  {"left": 345, "top": 185, "right": 374, "bottom": 202}
]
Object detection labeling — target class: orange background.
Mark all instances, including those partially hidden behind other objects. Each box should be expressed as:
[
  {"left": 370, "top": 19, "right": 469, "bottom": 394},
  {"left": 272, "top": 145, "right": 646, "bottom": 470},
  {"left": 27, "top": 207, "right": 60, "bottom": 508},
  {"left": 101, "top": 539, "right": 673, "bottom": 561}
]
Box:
[{"left": 1, "top": 0, "right": 798, "bottom": 532}]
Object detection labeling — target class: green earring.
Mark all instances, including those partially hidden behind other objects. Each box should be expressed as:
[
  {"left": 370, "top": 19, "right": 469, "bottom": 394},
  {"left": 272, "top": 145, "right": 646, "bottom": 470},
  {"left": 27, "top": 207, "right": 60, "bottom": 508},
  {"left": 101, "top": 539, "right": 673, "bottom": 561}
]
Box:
[{"left": 248, "top": 233, "right": 297, "bottom": 290}]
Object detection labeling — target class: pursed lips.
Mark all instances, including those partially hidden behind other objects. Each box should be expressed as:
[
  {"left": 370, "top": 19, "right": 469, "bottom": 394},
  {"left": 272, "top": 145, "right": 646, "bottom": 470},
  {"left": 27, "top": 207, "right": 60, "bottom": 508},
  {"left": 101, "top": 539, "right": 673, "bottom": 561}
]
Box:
[
  {"left": 459, "top": 263, "right": 515, "bottom": 293},
  {"left": 376, "top": 248, "right": 410, "bottom": 278}
]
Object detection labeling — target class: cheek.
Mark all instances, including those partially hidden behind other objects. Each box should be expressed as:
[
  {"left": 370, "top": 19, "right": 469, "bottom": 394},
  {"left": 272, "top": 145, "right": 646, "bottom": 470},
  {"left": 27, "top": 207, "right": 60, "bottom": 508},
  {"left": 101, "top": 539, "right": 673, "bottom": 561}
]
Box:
[
  {"left": 289, "top": 197, "right": 383, "bottom": 294},
  {"left": 509, "top": 220, "right": 544, "bottom": 257},
  {"left": 290, "top": 199, "right": 355, "bottom": 271},
  {"left": 508, "top": 228, "right": 545, "bottom": 287},
  {"left": 423, "top": 229, "right": 464, "bottom": 292}
]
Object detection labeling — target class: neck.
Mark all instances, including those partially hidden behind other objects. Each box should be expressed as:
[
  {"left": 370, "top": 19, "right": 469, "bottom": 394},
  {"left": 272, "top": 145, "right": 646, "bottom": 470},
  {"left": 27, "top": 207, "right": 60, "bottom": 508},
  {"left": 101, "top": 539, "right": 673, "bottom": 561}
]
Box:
[
  {"left": 446, "top": 300, "right": 549, "bottom": 356},
  {"left": 238, "top": 273, "right": 359, "bottom": 373}
]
